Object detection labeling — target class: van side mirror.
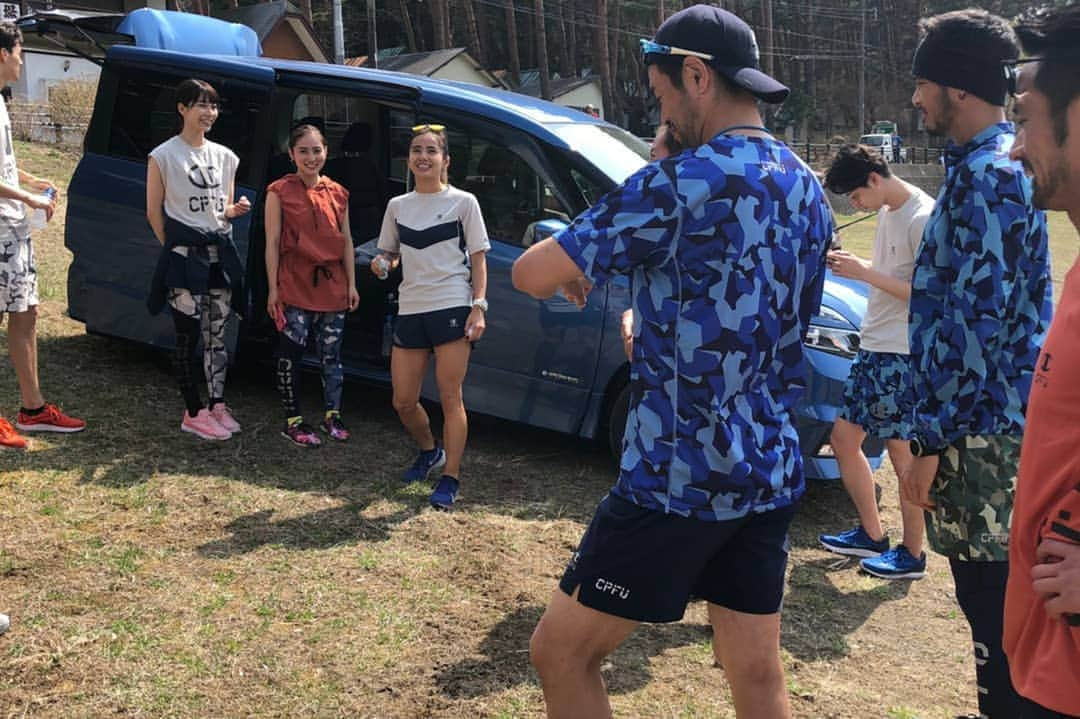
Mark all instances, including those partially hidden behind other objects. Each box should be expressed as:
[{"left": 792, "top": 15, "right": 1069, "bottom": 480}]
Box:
[{"left": 531, "top": 218, "right": 569, "bottom": 247}]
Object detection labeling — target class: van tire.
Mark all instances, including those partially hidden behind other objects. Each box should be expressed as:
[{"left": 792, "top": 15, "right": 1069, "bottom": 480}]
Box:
[{"left": 607, "top": 383, "right": 630, "bottom": 459}]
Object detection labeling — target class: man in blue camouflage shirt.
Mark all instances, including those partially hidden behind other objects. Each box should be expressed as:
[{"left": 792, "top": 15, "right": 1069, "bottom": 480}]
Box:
[
  {"left": 904, "top": 9, "right": 1053, "bottom": 718},
  {"left": 513, "top": 6, "right": 829, "bottom": 718}
]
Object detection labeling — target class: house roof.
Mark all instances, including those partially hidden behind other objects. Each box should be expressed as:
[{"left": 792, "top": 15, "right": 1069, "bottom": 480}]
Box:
[
  {"left": 218, "top": 0, "right": 328, "bottom": 63},
  {"left": 376, "top": 47, "right": 467, "bottom": 75},
  {"left": 512, "top": 72, "right": 599, "bottom": 100},
  {"left": 349, "top": 47, "right": 503, "bottom": 87}
]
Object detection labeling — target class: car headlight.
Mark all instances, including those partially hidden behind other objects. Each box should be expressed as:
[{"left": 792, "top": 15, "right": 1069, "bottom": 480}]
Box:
[{"left": 805, "top": 306, "right": 860, "bottom": 359}]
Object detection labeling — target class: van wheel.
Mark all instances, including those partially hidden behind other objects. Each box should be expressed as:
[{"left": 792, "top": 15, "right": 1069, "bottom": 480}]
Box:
[{"left": 607, "top": 383, "right": 630, "bottom": 459}]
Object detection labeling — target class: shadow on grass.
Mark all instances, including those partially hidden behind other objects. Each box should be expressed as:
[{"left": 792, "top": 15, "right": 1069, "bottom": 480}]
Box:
[
  {"left": 196, "top": 503, "right": 415, "bottom": 556},
  {"left": 782, "top": 557, "right": 913, "bottom": 664},
  {"left": 8, "top": 331, "right": 613, "bottom": 550},
  {"left": 435, "top": 603, "right": 711, "bottom": 700}
]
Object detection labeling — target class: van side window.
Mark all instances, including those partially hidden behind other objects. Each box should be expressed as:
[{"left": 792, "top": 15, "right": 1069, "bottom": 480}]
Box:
[
  {"left": 105, "top": 67, "right": 263, "bottom": 184},
  {"left": 389, "top": 119, "right": 571, "bottom": 248}
]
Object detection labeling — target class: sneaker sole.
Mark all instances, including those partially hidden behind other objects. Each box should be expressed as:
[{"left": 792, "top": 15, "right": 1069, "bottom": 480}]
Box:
[
  {"left": 819, "top": 540, "right": 885, "bottom": 558},
  {"left": 16, "top": 423, "right": 85, "bottom": 433},
  {"left": 281, "top": 431, "right": 322, "bottom": 448},
  {"left": 859, "top": 566, "right": 927, "bottom": 580},
  {"left": 181, "top": 424, "right": 231, "bottom": 441}
]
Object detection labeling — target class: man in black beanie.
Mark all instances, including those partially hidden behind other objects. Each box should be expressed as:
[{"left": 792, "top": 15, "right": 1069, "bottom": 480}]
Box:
[{"left": 903, "top": 8, "right": 1053, "bottom": 719}]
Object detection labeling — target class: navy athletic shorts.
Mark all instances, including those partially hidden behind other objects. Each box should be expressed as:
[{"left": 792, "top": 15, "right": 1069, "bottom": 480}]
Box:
[
  {"left": 393, "top": 306, "right": 472, "bottom": 350},
  {"left": 559, "top": 493, "right": 795, "bottom": 623}
]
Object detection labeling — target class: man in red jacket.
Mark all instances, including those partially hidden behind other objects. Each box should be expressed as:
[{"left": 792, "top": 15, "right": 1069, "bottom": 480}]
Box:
[{"left": 1003, "top": 6, "right": 1080, "bottom": 717}]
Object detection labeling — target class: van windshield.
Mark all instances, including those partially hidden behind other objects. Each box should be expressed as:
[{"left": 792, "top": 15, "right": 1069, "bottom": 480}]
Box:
[
  {"left": 860, "top": 135, "right": 886, "bottom": 146},
  {"left": 550, "top": 123, "right": 649, "bottom": 185}
]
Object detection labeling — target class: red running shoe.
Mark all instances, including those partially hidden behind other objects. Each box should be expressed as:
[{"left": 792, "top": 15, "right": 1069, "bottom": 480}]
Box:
[
  {"left": 16, "top": 404, "right": 86, "bottom": 433},
  {"left": 0, "top": 418, "right": 28, "bottom": 450}
]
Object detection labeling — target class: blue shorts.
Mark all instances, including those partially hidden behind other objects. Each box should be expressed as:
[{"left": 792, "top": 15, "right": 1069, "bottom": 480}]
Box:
[
  {"left": 393, "top": 306, "right": 472, "bottom": 350},
  {"left": 838, "top": 350, "right": 914, "bottom": 440},
  {"left": 559, "top": 493, "right": 795, "bottom": 623}
]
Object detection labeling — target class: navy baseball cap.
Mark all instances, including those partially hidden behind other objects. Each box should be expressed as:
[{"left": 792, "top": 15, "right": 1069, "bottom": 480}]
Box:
[{"left": 643, "top": 4, "right": 789, "bottom": 104}]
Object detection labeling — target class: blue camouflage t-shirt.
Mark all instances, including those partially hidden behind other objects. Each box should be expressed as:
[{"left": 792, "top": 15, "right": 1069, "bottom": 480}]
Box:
[
  {"left": 556, "top": 134, "right": 831, "bottom": 521},
  {"left": 909, "top": 122, "right": 1053, "bottom": 449}
]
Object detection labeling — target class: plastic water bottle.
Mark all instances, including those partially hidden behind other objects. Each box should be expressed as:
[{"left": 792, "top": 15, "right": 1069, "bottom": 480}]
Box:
[
  {"left": 380, "top": 292, "right": 396, "bottom": 359},
  {"left": 374, "top": 255, "right": 390, "bottom": 280},
  {"left": 28, "top": 187, "right": 56, "bottom": 231}
]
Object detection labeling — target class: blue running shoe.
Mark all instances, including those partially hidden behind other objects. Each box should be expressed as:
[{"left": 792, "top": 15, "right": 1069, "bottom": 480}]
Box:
[
  {"left": 429, "top": 475, "right": 459, "bottom": 510},
  {"left": 819, "top": 526, "right": 890, "bottom": 558},
  {"left": 403, "top": 444, "right": 446, "bottom": 483},
  {"left": 860, "top": 545, "right": 927, "bottom": 580}
]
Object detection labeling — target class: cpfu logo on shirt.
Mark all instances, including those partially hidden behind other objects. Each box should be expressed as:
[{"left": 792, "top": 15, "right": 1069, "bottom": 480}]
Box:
[{"left": 187, "top": 163, "right": 222, "bottom": 189}]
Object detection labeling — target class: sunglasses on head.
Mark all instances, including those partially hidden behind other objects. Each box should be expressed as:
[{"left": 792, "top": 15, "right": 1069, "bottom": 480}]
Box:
[
  {"left": 1004, "top": 54, "right": 1080, "bottom": 96},
  {"left": 411, "top": 123, "right": 446, "bottom": 134},
  {"left": 639, "top": 38, "right": 715, "bottom": 64},
  {"left": 1003, "top": 58, "right": 1043, "bottom": 97}
]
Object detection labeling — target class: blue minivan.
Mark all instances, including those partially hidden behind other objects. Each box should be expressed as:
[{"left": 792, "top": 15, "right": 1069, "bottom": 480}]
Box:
[{"left": 22, "top": 9, "right": 879, "bottom": 477}]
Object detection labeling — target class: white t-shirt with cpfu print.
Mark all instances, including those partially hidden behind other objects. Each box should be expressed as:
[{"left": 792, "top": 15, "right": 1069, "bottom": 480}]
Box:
[
  {"left": 378, "top": 185, "right": 490, "bottom": 316},
  {"left": 149, "top": 135, "right": 238, "bottom": 235},
  {"left": 0, "top": 97, "right": 29, "bottom": 239}
]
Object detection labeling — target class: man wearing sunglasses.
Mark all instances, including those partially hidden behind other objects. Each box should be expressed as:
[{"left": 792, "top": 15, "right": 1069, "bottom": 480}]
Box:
[
  {"left": 903, "top": 9, "right": 1053, "bottom": 719},
  {"left": 514, "top": 6, "right": 830, "bottom": 717},
  {"left": 1003, "top": 6, "right": 1080, "bottom": 718}
]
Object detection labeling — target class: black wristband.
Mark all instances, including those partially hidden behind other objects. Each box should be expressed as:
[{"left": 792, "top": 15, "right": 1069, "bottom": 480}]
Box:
[{"left": 910, "top": 437, "right": 945, "bottom": 458}]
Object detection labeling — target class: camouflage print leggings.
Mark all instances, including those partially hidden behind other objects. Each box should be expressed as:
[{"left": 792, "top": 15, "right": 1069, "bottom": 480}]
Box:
[
  {"left": 169, "top": 288, "right": 231, "bottom": 413},
  {"left": 276, "top": 306, "right": 347, "bottom": 415}
]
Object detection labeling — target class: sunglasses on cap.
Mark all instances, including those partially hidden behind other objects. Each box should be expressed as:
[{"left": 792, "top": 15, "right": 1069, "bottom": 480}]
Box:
[
  {"left": 639, "top": 38, "right": 715, "bottom": 64},
  {"left": 411, "top": 123, "right": 446, "bottom": 134}
]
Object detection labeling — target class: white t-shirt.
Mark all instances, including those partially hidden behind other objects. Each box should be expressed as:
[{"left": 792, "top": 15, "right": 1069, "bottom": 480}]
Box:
[
  {"left": 378, "top": 185, "right": 490, "bottom": 315},
  {"left": 0, "top": 97, "right": 28, "bottom": 237},
  {"left": 860, "top": 183, "right": 934, "bottom": 354},
  {"left": 149, "top": 135, "right": 238, "bottom": 235}
]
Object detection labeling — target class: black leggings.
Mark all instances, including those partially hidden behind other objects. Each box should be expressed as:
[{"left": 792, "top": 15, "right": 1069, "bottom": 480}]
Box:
[
  {"left": 171, "top": 309, "right": 204, "bottom": 417},
  {"left": 950, "top": 559, "right": 1023, "bottom": 718}
]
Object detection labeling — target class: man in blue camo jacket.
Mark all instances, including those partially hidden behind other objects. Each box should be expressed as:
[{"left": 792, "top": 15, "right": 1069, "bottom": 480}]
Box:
[
  {"left": 903, "top": 9, "right": 1053, "bottom": 718},
  {"left": 513, "top": 6, "right": 829, "bottom": 718}
]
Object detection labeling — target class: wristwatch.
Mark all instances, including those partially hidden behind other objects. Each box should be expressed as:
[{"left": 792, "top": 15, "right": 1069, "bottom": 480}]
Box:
[
  {"left": 471, "top": 298, "right": 488, "bottom": 313},
  {"left": 909, "top": 436, "right": 945, "bottom": 457}
]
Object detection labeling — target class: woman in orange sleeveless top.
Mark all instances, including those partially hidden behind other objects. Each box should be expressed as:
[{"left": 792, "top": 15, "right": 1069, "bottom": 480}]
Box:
[{"left": 265, "top": 124, "right": 359, "bottom": 447}]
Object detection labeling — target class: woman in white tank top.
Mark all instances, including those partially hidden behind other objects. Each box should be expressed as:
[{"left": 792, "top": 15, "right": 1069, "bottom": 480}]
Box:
[{"left": 146, "top": 78, "right": 251, "bottom": 442}]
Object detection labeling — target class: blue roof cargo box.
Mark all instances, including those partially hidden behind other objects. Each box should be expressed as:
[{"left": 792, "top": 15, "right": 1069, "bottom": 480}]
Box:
[
  {"left": 17, "top": 8, "right": 261, "bottom": 61},
  {"left": 117, "top": 9, "right": 260, "bottom": 56}
]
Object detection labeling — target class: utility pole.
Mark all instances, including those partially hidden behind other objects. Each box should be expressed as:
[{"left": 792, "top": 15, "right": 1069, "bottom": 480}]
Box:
[
  {"left": 333, "top": 0, "right": 344, "bottom": 64},
  {"left": 857, "top": 0, "right": 866, "bottom": 133},
  {"left": 535, "top": 0, "right": 552, "bottom": 99},
  {"left": 761, "top": 0, "right": 774, "bottom": 125},
  {"left": 367, "top": 0, "right": 378, "bottom": 68},
  {"left": 761, "top": 0, "right": 774, "bottom": 79}
]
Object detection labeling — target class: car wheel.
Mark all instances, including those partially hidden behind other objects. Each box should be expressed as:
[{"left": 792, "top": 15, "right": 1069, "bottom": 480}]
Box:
[{"left": 607, "top": 383, "right": 630, "bottom": 459}]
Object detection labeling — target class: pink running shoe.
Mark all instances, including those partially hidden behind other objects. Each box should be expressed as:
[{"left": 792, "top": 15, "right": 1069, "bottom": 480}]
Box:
[
  {"left": 181, "top": 409, "right": 232, "bottom": 441},
  {"left": 320, "top": 412, "right": 349, "bottom": 442},
  {"left": 282, "top": 421, "right": 322, "bottom": 448},
  {"left": 211, "top": 404, "right": 241, "bottom": 434}
]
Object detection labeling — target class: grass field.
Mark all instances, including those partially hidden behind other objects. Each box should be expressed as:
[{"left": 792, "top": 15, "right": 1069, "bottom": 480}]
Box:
[{"left": 1, "top": 141, "right": 1077, "bottom": 718}]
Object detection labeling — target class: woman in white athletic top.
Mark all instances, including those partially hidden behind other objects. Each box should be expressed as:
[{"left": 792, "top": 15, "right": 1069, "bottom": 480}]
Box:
[{"left": 371, "top": 124, "right": 490, "bottom": 509}]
